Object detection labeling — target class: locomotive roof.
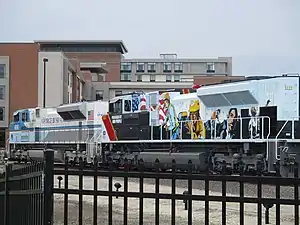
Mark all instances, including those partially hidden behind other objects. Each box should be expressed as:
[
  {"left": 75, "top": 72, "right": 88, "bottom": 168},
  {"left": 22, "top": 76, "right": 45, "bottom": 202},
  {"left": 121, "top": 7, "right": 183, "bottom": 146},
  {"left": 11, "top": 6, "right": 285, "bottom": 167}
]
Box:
[
  {"left": 172, "top": 92, "right": 197, "bottom": 100},
  {"left": 201, "top": 74, "right": 299, "bottom": 88}
]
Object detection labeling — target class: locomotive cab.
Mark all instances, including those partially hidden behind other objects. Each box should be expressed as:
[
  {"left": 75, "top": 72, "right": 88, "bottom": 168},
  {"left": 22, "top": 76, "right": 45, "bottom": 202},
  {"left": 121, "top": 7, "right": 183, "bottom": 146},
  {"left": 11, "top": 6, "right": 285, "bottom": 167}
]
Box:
[
  {"left": 10, "top": 109, "right": 35, "bottom": 131},
  {"left": 109, "top": 93, "right": 150, "bottom": 140}
]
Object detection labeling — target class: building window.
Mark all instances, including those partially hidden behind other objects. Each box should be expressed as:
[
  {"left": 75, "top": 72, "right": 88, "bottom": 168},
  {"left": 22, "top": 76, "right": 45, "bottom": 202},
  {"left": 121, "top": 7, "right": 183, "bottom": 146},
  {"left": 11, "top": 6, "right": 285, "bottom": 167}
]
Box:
[
  {"left": 166, "top": 75, "right": 172, "bottom": 82},
  {"left": 115, "top": 90, "right": 122, "bottom": 97},
  {"left": 163, "top": 63, "right": 171, "bottom": 72},
  {"left": 174, "top": 75, "right": 180, "bottom": 82},
  {"left": 91, "top": 74, "right": 98, "bottom": 82},
  {"left": 174, "top": 63, "right": 183, "bottom": 72},
  {"left": 76, "top": 78, "right": 80, "bottom": 101},
  {"left": 136, "top": 63, "right": 145, "bottom": 72},
  {"left": 96, "top": 90, "right": 104, "bottom": 100},
  {"left": 0, "top": 86, "right": 5, "bottom": 100},
  {"left": 79, "top": 81, "right": 83, "bottom": 101},
  {"left": 0, "top": 64, "right": 5, "bottom": 78},
  {"left": 0, "top": 107, "right": 4, "bottom": 121},
  {"left": 121, "top": 73, "right": 132, "bottom": 82},
  {"left": 150, "top": 75, "right": 156, "bottom": 82},
  {"left": 121, "top": 62, "right": 132, "bottom": 72},
  {"left": 206, "top": 62, "right": 215, "bottom": 73},
  {"left": 137, "top": 74, "right": 142, "bottom": 82},
  {"left": 148, "top": 63, "right": 156, "bottom": 72}
]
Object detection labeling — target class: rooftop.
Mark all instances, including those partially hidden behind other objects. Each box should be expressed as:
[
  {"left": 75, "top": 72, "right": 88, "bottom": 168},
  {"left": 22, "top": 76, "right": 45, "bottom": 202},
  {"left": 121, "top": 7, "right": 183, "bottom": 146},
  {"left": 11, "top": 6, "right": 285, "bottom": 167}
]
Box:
[
  {"left": 122, "top": 55, "right": 232, "bottom": 63},
  {"left": 34, "top": 40, "right": 128, "bottom": 54}
]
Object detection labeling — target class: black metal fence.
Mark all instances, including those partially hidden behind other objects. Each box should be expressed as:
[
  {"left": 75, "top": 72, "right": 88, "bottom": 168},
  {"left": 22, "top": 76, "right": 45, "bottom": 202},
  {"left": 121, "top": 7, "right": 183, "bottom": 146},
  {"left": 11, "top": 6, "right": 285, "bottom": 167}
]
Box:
[
  {"left": 1, "top": 150, "right": 300, "bottom": 224},
  {"left": 50, "top": 152, "right": 300, "bottom": 225},
  {"left": 0, "top": 152, "right": 53, "bottom": 225}
]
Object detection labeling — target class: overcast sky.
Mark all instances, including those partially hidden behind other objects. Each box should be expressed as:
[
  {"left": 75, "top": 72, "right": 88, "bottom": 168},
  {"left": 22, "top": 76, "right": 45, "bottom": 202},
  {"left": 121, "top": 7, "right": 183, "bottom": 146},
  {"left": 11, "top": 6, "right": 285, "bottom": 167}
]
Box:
[{"left": 1, "top": 0, "right": 299, "bottom": 76}]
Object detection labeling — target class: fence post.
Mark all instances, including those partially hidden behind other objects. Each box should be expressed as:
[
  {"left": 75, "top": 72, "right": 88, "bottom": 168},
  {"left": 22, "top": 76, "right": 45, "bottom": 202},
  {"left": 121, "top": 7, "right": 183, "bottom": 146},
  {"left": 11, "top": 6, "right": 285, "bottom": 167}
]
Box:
[
  {"left": 44, "top": 149, "right": 54, "bottom": 225},
  {"left": 4, "top": 163, "right": 12, "bottom": 225}
]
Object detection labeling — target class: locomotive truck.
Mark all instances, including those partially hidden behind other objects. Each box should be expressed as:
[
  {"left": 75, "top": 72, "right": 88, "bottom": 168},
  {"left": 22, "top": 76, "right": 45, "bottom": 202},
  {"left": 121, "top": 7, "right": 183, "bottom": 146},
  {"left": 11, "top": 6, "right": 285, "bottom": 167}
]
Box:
[{"left": 7, "top": 75, "right": 300, "bottom": 177}]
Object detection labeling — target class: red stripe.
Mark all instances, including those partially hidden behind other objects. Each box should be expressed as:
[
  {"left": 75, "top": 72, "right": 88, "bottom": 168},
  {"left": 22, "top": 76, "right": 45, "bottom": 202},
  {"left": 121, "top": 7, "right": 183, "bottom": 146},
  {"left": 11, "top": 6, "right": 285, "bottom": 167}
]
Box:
[
  {"left": 182, "top": 88, "right": 190, "bottom": 94},
  {"left": 159, "top": 114, "right": 165, "bottom": 121},
  {"left": 102, "top": 115, "right": 118, "bottom": 141}
]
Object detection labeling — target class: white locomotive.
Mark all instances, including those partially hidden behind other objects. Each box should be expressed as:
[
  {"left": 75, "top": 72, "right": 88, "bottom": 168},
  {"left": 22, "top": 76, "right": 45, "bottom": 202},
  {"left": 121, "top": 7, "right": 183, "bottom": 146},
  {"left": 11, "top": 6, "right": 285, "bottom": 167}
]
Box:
[{"left": 8, "top": 75, "right": 300, "bottom": 177}]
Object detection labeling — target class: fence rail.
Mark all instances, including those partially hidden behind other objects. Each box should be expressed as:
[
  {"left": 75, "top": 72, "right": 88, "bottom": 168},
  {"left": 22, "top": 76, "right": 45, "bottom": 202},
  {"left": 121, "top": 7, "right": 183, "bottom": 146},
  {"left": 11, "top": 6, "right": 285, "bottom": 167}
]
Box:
[{"left": 51, "top": 154, "right": 300, "bottom": 225}]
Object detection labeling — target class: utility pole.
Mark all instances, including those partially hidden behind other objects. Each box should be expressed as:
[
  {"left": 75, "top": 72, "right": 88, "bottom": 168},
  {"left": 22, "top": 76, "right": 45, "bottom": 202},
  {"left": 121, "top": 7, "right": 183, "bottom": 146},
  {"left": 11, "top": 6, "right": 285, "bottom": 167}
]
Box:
[{"left": 43, "top": 58, "right": 48, "bottom": 108}]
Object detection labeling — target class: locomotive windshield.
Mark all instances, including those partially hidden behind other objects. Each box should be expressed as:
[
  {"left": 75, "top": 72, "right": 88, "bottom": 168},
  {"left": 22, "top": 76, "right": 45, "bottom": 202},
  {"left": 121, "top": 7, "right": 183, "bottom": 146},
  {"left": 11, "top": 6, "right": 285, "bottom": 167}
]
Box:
[
  {"left": 109, "top": 98, "right": 122, "bottom": 114},
  {"left": 21, "top": 112, "right": 28, "bottom": 122},
  {"left": 13, "top": 111, "right": 28, "bottom": 122},
  {"left": 13, "top": 113, "right": 19, "bottom": 122}
]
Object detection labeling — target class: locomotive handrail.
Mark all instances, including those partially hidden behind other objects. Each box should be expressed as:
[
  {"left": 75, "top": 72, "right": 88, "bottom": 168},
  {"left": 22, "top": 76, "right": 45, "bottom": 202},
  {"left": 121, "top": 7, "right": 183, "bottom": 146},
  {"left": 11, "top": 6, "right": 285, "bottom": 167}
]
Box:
[
  {"left": 291, "top": 116, "right": 300, "bottom": 139},
  {"left": 274, "top": 117, "right": 300, "bottom": 160},
  {"left": 275, "top": 116, "right": 300, "bottom": 141},
  {"left": 85, "top": 128, "right": 90, "bottom": 143},
  {"left": 275, "top": 120, "right": 290, "bottom": 161},
  {"left": 86, "top": 128, "right": 102, "bottom": 161},
  {"left": 275, "top": 120, "right": 289, "bottom": 140},
  {"left": 5, "top": 138, "right": 10, "bottom": 158}
]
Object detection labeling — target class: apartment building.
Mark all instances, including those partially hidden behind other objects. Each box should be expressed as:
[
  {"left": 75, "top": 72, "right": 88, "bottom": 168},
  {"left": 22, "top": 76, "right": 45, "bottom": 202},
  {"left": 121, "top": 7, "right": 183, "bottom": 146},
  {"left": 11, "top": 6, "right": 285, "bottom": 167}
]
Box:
[
  {"left": 34, "top": 42, "right": 236, "bottom": 101},
  {"left": 37, "top": 51, "right": 87, "bottom": 107},
  {"left": 36, "top": 40, "right": 127, "bottom": 101},
  {"left": 93, "top": 53, "right": 234, "bottom": 100},
  {"left": 0, "top": 57, "right": 9, "bottom": 144},
  {"left": 121, "top": 53, "right": 232, "bottom": 82},
  {"left": 37, "top": 40, "right": 127, "bottom": 82}
]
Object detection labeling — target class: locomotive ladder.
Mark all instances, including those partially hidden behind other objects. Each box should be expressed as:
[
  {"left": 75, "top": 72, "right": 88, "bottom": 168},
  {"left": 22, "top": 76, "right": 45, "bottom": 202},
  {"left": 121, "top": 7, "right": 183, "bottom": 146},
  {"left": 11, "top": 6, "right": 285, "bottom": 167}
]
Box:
[{"left": 86, "top": 127, "right": 102, "bottom": 164}]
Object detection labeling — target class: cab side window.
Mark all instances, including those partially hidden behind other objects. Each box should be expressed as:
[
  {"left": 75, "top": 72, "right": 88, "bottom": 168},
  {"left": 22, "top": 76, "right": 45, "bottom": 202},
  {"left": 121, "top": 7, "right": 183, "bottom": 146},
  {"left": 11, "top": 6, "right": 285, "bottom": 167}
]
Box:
[
  {"left": 109, "top": 99, "right": 122, "bottom": 114},
  {"left": 22, "top": 112, "right": 26, "bottom": 122},
  {"left": 36, "top": 109, "right": 40, "bottom": 118},
  {"left": 14, "top": 113, "right": 19, "bottom": 122},
  {"left": 124, "top": 100, "right": 131, "bottom": 112},
  {"left": 115, "top": 100, "right": 122, "bottom": 113}
]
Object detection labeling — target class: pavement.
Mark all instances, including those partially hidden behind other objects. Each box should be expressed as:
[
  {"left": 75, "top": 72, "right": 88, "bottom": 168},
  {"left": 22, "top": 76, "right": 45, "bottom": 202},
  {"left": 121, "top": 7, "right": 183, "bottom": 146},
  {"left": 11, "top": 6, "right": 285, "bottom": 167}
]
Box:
[{"left": 53, "top": 175, "right": 299, "bottom": 225}]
